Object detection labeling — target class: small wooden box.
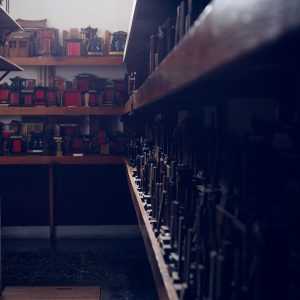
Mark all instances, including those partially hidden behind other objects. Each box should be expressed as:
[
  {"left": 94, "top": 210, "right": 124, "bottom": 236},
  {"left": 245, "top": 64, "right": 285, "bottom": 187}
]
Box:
[
  {"left": 103, "top": 87, "right": 116, "bottom": 105},
  {"left": 9, "top": 91, "right": 21, "bottom": 106},
  {"left": 5, "top": 31, "right": 30, "bottom": 57},
  {"left": 36, "top": 28, "right": 59, "bottom": 56},
  {"left": 34, "top": 87, "right": 47, "bottom": 105},
  {"left": 109, "top": 31, "right": 127, "bottom": 56},
  {"left": 22, "top": 91, "right": 34, "bottom": 106},
  {"left": 65, "top": 38, "right": 82, "bottom": 56},
  {"left": 0, "top": 85, "right": 9, "bottom": 104},
  {"left": 46, "top": 88, "right": 57, "bottom": 106},
  {"left": 63, "top": 91, "right": 82, "bottom": 107}
]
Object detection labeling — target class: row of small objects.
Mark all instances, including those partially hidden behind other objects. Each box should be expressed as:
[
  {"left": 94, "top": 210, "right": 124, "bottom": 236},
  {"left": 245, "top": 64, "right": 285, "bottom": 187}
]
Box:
[
  {"left": 0, "top": 86, "right": 118, "bottom": 107},
  {"left": 1, "top": 129, "right": 126, "bottom": 156},
  {"left": 0, "top": 75, "right": 127, "bottom": 107},
  {"left": 4, "top": 20, "right": 127, "bottom": 58}
]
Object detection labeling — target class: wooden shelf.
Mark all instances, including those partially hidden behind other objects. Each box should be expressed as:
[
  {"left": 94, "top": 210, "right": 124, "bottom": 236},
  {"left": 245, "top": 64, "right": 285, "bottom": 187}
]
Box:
[
  {"left": 129, "top": 0, "right": 300, "bottom": 111},
  {"left": 0, "top": 56, "right": 23, "bottom": 72},
  {"left": 0, "top": 5, "right": 22, "bottom": 31},
  {"left": 123, "top": 97, "right": 133, "bottom": 115},
  {"left": 0, "top": 155, "right": 124, "bottom": 165},
  {"left": 124, "top": 162, "right": 179, "bottom": 300},
  {"left": 8, "top": 56, "right": 124, "bottom": 67},
  {"left": 0, "top": 106, "right": 125, "bottom": 116}
]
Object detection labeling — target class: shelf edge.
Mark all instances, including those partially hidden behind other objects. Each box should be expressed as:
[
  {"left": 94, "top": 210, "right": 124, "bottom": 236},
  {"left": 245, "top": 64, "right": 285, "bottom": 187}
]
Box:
[
  {"left": 0, "top": 155, "right": 124, "bottom": 165},
  {"left": 0, "top": 106, "right": 125, "bottom": 116},
  {"left": 131, "top": 0, "right": 300, "bottom": 111},
  {"left": 124, "top": 162, "right": 179, "bottom": 300},
  {"left": 8, "top": 56, "right": 124, "bottom": 67}
]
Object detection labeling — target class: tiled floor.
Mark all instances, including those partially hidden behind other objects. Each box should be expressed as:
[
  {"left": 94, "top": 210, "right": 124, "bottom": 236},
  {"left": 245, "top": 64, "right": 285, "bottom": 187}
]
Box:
[{"left": 2, "top": 238, "right": 159, "bottom": 300}]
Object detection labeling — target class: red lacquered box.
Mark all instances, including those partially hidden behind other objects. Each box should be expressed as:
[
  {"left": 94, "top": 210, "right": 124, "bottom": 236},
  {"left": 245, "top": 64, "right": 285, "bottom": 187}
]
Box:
[
  {"left": 46, "top": 88, "right": 57, "bottom": 106},
  {"left": 65, "top": 39, "right": 82, "bottom": 56},
  {"left": 0, "top": 87, "right": 9, "bottom": 105},
  {"left": 9, "top": 91, "right": 20, "bottom": 106},
  {"left": 34, "top": 87, "right": 46, "bottom": 105},
  {"left": 22, "top": 91, "right": 34, "bottom": 106},
  {"left": 88, "top": 91, "right": 97, "bottom": 107},
  {"left": 63, "top": 91, "right": 82, "bottom": 107}
]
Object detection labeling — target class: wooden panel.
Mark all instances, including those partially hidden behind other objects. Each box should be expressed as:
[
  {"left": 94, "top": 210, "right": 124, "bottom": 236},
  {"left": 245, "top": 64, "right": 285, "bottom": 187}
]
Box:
[
  {"left": 54, "top": 164, "right": 136, "bottom": 226},
  {"left": 123, "top": 0, "right": 174, "bottom": 62},
  {"left": 131, "top": 0, "right": 300, "bottom": 110},
  {"left": 9, "top": 56, "right": 123, "bottom": 66},
  {"left": 123, "top": 97, "right": 133, "bottom": 114},
  {"left": 0, "top": 286, "right": 100, "bottom": 300},
  {"left": 0, "top": 165, "right": 49, "bottom": 226},
  {"left": 129, "top": 20, "right": 159, "bottom": 40},
  {"left": 0, "top": 155, "right": 124, "bottom": 165},
  {"left": 124, "top": 163, "right": 178, "bottom": 300},
  {"left": 0, "top": 106, "right": 125, "bottom": 116}
]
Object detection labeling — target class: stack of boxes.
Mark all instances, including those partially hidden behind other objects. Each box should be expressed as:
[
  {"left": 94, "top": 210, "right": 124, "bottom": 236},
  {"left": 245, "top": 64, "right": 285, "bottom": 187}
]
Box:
[{"left": 3, "top": 20, "right": 127, "bottom": 58}]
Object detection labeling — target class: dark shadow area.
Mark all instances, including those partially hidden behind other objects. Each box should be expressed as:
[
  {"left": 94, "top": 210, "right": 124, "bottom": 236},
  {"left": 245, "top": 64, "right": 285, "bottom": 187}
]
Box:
[{"left": 2, "top": 238, "right": 158, "bottom": 300}]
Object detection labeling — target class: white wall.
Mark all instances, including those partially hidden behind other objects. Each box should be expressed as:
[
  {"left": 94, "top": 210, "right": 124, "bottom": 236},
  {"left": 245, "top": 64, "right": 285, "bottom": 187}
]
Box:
[{"left": 9, "top": 0, "right": 134, "bottom": 34}]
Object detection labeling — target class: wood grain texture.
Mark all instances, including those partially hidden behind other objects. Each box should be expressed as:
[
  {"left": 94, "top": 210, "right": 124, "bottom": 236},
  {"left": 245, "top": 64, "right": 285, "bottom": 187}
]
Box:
[
  {"left": 0, "top": 286, "right": 100, "bottom": 300},
  {"left": 131, "top": 0, "right": 300, "bottom": 110},
  {"left": 124, "top": 163, "right": 179, "bottom": 300},
  {"left": 8, "top": 56, "right": 123, "bottom": 67},
  {"left": 0, "top": 106, "right": 125, "bottom": 116},
  {"left": 123, "top": 97, "right": 133, "bottom": 114},
  {"left": 0, "top": 156, "right": 124, "bottom": 165}
]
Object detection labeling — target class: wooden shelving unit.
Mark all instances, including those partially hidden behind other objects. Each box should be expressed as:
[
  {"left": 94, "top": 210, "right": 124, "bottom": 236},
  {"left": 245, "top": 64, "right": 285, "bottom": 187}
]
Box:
[
  {"left": 124, "top": 162, "right": 179, "bottom": 300},
  {"left": 127, "top": 0, "right": 300, "bottom": 111},
  {"left": 122, "top": 1, "right": 300, "bottom": 300},
  {"left": 0, "top": 106, "right": 125, "bottom": 116},
  {"left": 9, "top": 56, "right": 124, "bottom": 67},
  {"left": 0, "top": 155, "right": 124, "bottom": 165}
]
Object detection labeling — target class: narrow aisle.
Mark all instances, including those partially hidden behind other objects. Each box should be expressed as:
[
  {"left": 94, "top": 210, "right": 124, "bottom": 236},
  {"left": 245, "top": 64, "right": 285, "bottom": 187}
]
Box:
[{"left": 2, "top": 238, "right": 158, "bottom": 300}]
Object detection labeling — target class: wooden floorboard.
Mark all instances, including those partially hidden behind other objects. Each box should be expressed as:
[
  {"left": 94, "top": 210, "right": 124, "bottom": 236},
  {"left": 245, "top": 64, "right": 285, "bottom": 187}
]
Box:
[{"left": 0, "top": 286, "right": 100, "bottom": 300}]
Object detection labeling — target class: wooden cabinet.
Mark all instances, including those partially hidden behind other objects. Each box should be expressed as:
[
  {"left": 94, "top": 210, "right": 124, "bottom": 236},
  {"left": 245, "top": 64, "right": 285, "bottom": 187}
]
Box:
[{"left": 124, "top": 1, "right": 300, "bottom": 300}]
